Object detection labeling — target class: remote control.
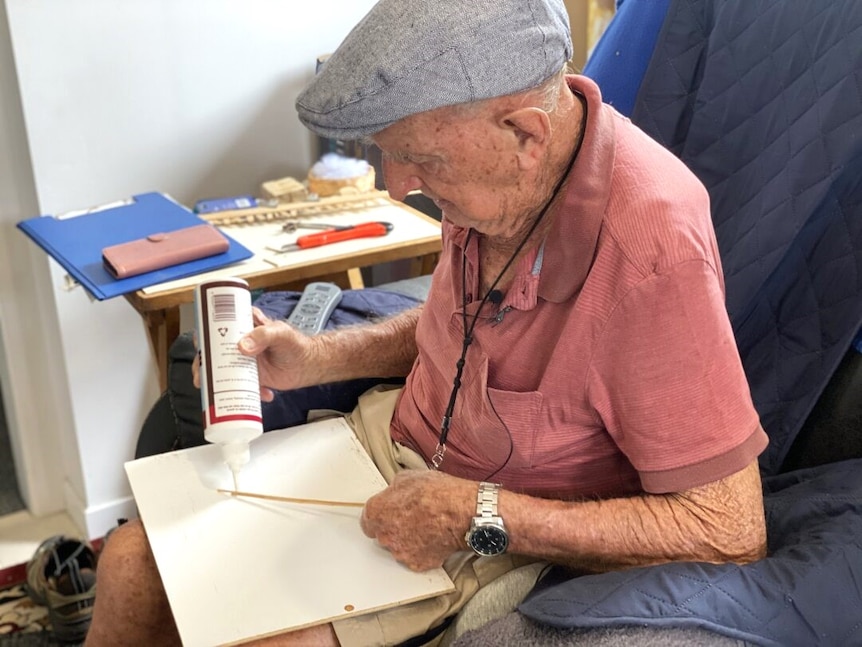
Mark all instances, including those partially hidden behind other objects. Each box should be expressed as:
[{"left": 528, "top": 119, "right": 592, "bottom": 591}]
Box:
[{"left": 286, "top": 282, "right": 343, "bottom": 335}]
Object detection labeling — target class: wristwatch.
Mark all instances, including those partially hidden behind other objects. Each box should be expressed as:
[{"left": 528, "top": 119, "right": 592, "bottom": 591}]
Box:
[{"left": 465, "top": 481, "right": 509, "bottom": 556}]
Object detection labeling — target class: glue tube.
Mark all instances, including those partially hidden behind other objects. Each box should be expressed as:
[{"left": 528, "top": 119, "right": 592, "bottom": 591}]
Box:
[{"left": 194, "top": 278, "right": 263, "bottom": 489}]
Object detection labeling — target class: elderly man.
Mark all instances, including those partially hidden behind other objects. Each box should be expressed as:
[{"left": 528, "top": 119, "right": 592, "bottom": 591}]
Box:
[{"left": 86, "top": 0, "right": 768, "bottom": 645}]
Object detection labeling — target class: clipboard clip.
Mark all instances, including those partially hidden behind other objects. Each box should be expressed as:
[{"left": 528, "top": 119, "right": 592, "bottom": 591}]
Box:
[{"left": 57, "top": 198, "right": 134, "bottom": 220}]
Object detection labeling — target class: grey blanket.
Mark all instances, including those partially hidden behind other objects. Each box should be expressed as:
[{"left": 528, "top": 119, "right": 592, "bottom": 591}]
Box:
[{"left": 454, "top": 614, "right": 745, "bottom": 646}]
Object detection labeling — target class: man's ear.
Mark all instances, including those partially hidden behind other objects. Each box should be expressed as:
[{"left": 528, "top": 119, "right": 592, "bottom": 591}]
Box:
[{"left": 499, "top": 107, "right": 551, "bottom": 170}]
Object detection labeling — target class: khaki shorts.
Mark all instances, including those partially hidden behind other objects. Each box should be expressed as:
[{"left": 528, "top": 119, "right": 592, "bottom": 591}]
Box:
[{"left": 330, "top": 385, "right": 541, "bottom": 647}]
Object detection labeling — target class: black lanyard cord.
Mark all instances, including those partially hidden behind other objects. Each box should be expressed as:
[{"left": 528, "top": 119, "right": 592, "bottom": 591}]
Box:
[{"left": 432, "top": 91, "right": 589, "bottom": 470}]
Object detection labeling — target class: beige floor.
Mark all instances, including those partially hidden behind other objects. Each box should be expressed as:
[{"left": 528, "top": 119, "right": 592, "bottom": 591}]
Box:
[{"left": 0, "top": 510, "right": 80, "bottom": 572}]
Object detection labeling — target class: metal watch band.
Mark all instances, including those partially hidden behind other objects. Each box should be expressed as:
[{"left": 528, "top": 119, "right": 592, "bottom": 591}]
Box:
[{"left": 475, "top": 481, "right": 501, "bottom": 518}]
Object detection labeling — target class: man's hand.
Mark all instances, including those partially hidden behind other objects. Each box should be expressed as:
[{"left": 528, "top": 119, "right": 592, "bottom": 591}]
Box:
[
  {"left": 194, "top": 305, "right": 422, "bottom": 400},
  {"left": 360, "top": 471, "right": 476, "bottom": 571},
  {"left": 235, "top": 308, "right": 326, "bottom": 401},
  {"left": 192, "top": 308, "right": 322, "bottom": 401}
]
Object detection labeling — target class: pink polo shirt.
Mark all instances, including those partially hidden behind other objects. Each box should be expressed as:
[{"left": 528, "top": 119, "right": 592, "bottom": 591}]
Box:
[{"left": 390, "top": 76, "right": 767, "bottom": 499}]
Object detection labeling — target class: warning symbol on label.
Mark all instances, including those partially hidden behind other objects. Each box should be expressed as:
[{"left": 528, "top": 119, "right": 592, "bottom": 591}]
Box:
[{"left": 218, "top": 327, "right": 228, "bottom": 337}]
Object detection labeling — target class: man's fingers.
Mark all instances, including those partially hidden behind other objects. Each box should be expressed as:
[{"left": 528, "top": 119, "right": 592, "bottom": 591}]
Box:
[
  {"left": 192, "top": 350, "right": 201, "bottom": 388},
  {"left": 238, "top": 324, "right": 279, "bottom": 356},
  {"left": 251, "top": 307, "right": 271, "bottom": 326}
]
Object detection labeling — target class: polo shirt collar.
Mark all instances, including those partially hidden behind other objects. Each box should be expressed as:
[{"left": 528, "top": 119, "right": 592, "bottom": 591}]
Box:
[
  {"left": 540, "top": 76, "right": 616, "bottom": 303},
  {"left": 446, "top": 76, "right": 616, "bottom": 305}
]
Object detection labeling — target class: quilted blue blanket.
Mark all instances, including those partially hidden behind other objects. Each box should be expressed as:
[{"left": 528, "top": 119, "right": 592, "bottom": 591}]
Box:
[{"left": 520, "top": 458, "right": 862, "bottom": 646}]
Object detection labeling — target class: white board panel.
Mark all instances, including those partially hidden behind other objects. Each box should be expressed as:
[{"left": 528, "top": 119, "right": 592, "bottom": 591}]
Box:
[{"left": 125, "top": 417, "right": 454, "bottom": 647}]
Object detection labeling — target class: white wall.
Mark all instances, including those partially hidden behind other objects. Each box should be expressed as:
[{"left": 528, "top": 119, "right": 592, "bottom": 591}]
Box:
[
  {"left": 0, "top": 0, "right": 70, "bottom": 518},
  {"left": 0, "top": 0, "right": 377, "bottom": 538}
]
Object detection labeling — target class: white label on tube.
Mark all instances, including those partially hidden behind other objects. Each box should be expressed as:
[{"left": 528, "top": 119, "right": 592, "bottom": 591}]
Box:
[{"left": 198, "top": 280, "right": 262, "bottom": 425}]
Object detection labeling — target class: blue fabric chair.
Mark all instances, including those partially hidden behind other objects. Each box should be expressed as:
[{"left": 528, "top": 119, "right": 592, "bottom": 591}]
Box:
[{"left": 582, "top": 0, "right": 670, "bottom": 117}]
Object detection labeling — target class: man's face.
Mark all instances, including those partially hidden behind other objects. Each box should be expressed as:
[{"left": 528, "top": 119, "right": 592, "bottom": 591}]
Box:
[{"left": 372, "top": 106, "right": 540, "bottom": 238}]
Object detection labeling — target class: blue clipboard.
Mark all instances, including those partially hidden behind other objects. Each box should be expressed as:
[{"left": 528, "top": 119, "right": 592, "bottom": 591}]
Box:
[{"left": 17, "top": 192, "right": 254, "bottom": 300}]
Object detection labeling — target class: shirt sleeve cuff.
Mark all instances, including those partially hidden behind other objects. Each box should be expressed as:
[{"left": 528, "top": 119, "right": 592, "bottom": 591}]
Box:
[{"left": 639, "top": 423, "right": 769, "bottom": 493}]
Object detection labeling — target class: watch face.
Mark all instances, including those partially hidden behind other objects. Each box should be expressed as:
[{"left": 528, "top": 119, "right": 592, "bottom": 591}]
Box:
[{"left": 467, "top": 525, "right": 509, "bottom": 556}]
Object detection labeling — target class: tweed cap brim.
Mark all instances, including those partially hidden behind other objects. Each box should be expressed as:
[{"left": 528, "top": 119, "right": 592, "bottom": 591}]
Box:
[{"left": 296, "top": 0, "right": 572, "bottom": 140}]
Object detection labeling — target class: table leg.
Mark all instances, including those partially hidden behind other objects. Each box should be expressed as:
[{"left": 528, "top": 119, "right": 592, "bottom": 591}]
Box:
[
  {"left": 410, "top": 253, "right": 439, "bottom": 277},
  {"left": 143, "top": 308, "right": 181, "bottom": 391},
  {"left": 346, "top": 267, "right": 365, "bottom": 289}
]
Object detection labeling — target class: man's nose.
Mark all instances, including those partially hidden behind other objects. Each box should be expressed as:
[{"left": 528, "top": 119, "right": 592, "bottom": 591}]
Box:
[{"left": 382, "top": 158, "right": 423, "bottom": 201}]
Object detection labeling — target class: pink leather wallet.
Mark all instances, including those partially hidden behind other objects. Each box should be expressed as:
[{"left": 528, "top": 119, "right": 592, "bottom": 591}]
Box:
[{"left": 102, "top": 224, "right": 230, "bottom": 279}]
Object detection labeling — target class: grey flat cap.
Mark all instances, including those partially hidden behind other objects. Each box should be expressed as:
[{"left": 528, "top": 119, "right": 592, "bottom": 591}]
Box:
[{"left": 296, "top": 0, "right": 572, "bottom": 140}]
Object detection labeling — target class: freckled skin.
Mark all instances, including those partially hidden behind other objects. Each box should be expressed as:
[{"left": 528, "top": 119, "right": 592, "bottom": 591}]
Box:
[
  {"left": 374, "top": 105, "right": 551, "bottom": 241},
  {"left": 372, "top": 95, "right": 582, "bottom": 289}
]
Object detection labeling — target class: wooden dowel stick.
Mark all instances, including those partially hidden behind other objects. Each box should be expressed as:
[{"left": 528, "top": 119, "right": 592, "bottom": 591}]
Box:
[{"left": 217, "top": 488, "right": 365, "bottom": 508}]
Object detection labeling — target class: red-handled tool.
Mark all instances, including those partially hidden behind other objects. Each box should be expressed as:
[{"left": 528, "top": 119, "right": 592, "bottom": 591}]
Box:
[{"left": 272, "top": 221, "right": 393, "bottom": 253}]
